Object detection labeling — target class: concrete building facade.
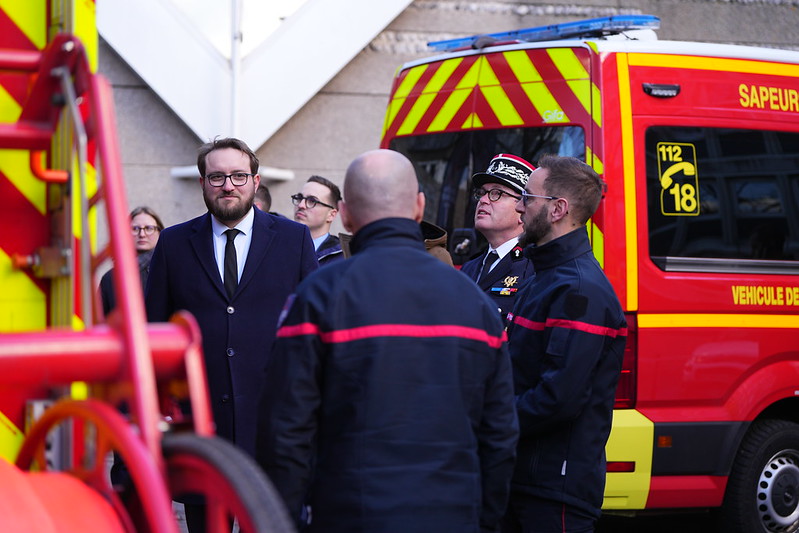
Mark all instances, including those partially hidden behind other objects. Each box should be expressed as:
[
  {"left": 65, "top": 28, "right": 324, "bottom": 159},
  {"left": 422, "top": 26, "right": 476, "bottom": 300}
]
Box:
[{"left": 100, "top": 0, "right": 799, "bottom": 235}]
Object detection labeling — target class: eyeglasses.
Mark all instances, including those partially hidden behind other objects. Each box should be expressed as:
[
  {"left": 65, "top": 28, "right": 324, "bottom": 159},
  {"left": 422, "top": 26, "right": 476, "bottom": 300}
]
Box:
[
  {"left": 473, "top": 188, "right": 521, "bottom": 202},
  {"left": 519, "top": 190, "right": 560, "bottom": 206},
  {"left": 205, "top": 172, "right": 253, "bottom": 187},
  {"left": 291, "top": 193, "right": 335, "bottom": 210},
  {"left": 131, "top": 225, "right": 159, "bottom": 236}
]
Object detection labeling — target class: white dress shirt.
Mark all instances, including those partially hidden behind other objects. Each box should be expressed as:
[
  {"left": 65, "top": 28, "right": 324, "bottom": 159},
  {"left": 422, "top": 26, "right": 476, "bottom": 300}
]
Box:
[{"left": 211, "top": 207, "right": 255, "bottom": 283}]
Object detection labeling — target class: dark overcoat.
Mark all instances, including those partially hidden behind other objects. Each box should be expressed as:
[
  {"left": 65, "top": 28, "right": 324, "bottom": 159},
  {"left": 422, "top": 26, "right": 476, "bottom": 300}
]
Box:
[{"left": 145, "top": 209, "right": 318, "bottom": 457}]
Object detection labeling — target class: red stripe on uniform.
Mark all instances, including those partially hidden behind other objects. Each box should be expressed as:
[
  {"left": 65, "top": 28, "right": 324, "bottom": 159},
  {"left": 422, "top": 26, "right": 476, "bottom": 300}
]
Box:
[
  {"left": 278, "top": 322, "right": 507, "bottom": 349},
  {"left": 512, "top": 315, "right": 627, "bottom": 338},
  {"left": 511, "top": 315, "right": 545, "bottom": 331}
]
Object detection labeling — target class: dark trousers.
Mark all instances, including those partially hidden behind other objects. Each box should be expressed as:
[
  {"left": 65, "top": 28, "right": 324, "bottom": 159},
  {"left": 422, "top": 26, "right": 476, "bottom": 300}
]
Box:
[{"left": 501, "top": 494, "right": 596, "bottom": 533}]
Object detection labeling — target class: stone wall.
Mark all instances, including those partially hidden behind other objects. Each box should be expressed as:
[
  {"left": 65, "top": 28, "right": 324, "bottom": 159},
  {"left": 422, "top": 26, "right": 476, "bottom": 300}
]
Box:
[{"left": 101, "top": 0, "right": 799, "bottom": 232}]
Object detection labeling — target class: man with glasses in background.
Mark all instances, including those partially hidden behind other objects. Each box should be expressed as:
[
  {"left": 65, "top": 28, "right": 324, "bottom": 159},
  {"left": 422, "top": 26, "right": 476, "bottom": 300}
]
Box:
[
  {"left": 461, "top": 154, "right": 535, "bottom": 324},
  {"left": 145, "top": 137, "right": 318, "bottom": 532},
  {"left": 292, "top": 175, "right": 344, "bottom": 265}
]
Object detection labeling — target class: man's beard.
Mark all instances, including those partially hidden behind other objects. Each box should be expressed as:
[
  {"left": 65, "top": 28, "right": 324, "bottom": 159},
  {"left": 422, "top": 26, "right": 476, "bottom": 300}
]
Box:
[
  {"left": 204, "top": 190, "right": 254, "bottom": 222},
  {"left": 519, "top": 207, "right": 549, "bottom": 248}
]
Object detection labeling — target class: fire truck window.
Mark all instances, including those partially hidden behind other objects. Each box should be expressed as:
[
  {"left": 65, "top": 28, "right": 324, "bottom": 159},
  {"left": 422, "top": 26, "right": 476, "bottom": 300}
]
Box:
[
  {"left": 389, "top": 126, "right": 584, "bottom": 260},
  {"left": 646, "top": 127, "right": 799, "bottom": 268}
]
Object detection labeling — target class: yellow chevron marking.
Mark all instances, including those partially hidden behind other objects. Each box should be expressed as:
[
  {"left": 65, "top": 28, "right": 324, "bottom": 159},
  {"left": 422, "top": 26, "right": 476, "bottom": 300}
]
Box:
[
  {"left": 74, "top": 0, "right": 98, "bottom": 72},
  {"left": 0, "top": 410, "right": 24, "bottom": 462},
  {"left": 0, "top": 247, "right": 46, "bottom": 333},
  {"left": 547, "top": 49, "right": 589, "bottom": 80},
  {"left": 0, "top": 0, "right": 46, "bottom": 50},
  {"left": 0, "top": 150, "right": 46, "bottom": 215},
  {"left": 504, "top": 50, "right": 544, "bottom": 83},
  {"left": 548, "top": 49, "right": 601, "bottom": 127},
  {"left": 383, "top": 65, "right": 428, "bottom": 137},
  {"left": 475, "top": 58, "right": 524, "bottom": 126},
  {"left": 383, "top": 97, "right": 405, "bottom": 139},
  {"left": 397, "top": 93, "right": 436, "bottom": 135},
  {"left": 629, "top": 53, "right": 799, "bottom": 78},
  {"left": 590, "top": 148, "right": 604, "bottom": 175},
  {"left": 590, "top": 221, "right": 605, "bottom": 268},
  {"left": 429, "top": 88, "right": 472, "bottom": 132},
  {"left": 590, "top": 82, "right": 602, "bottom": 127},
  {"left": 617, "top": 54, "right": 638, "bottom": 311},
  {"left": 476, "top": 56, "right": 498, "bottom": 87},
  {"left": 70, "top": 161, "right": 99, "bottom": 242},
  {"left": 395, "top": 64, "right": 428, "bottom": 99},
  {"left": 639, "top": 314, "right": 799, "bottom": 329},
  {"left": 455, "top": 58, "right": 481, "bottom": 90},
  {"left": 398, "top": 59, "right": 470, "bottom": 135},
  {"left": 425, "top": 58, "right": 463, "bottom": 93},
  {"left": 0, "top": 85, "right": 22, "bottom": 123},
  {"left": 482, "top": 86, "right": 523, "bottom": 126},
  {"left": 520, "top": 82, "right": 569, "bottom": 123},
  {"left": 466, "top": 113, "right": 482, "bottom": 129},
  {"left": 425, "top": 59, "right": 469, "bottom": 131},
  {"left": 587, "top": 142, "right": 605, "bottom": 268}
]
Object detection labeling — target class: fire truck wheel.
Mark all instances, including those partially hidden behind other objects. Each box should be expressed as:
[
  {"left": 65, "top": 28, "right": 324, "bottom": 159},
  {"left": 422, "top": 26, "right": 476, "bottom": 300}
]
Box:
[
  {"left": 720, "top": 419, "right": 799, "bottom": 533},
  {"left": 162, "top": 433, "right": 295, "bottom": 533}
]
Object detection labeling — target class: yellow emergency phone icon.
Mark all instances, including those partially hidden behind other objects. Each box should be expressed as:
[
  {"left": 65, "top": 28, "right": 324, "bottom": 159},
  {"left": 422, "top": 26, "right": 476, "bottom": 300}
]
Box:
[{"left": 656, "top": 143, "right": 700, "bottom": 216}]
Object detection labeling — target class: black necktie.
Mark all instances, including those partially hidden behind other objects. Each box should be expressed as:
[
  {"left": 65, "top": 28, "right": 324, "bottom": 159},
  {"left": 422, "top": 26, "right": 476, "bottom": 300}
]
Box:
[
  {"left": 479, "top": 251, "right": 498, "bottom": 282},
  {"left": 224, "top": 229, "right": 240, "bottom": 298}
]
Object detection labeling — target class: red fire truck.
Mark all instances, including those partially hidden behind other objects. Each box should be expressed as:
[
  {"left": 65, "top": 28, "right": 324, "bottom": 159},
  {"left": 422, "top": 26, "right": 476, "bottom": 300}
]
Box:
[{"left": 381, "top": 15, "right": 799, "bottom": 533}]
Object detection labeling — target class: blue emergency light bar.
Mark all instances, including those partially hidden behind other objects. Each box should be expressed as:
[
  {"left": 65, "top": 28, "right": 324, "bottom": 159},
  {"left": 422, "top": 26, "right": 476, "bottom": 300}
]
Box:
[{"left": 428, "top": 14, "right": 661, "bottom": 52}]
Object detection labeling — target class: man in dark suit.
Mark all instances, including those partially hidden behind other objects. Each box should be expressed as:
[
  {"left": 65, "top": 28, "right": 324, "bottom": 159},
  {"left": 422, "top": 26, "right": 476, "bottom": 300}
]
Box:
[
  {"left": 145, "top": 137, "right": 318, "bottom": 531},
  {"left": 461, "top": 154, "right": 535, "bottom": 324}
]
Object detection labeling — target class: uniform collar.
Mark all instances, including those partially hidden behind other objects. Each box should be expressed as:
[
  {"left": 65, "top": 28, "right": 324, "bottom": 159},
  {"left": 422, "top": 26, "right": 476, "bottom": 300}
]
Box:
[
  {"left": 524, "top": 227, "right": 593, "bottom": 270},
  {"left": 349, "top": 218, "right": 425, "bottom": 255}
]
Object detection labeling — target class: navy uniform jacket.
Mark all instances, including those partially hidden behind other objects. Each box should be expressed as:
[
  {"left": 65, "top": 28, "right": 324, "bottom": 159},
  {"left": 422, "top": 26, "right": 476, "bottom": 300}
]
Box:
[
  {"left": 257, "top": 218, "right": 519, "bottom": 533},
  {"left": 145, "top": 209, "right": 318, "bottom": 457},
  {"left": 505, "top": 227, "right": 627, "bottom": 519},
  {"left": 461, "top": 244, "right": 533, "bottom": 322},
  {"left": 316, "top": 233, "right": 343, "bottom": 266}
]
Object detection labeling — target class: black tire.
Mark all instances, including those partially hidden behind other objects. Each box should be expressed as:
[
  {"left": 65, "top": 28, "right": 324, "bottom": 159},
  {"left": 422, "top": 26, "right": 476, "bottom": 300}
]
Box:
[
  {"left": 162, "top": 433, "right": 295, "bottom": 533},
  {"left": 720, "top": 419, "right": 799, "bottom": 533}
]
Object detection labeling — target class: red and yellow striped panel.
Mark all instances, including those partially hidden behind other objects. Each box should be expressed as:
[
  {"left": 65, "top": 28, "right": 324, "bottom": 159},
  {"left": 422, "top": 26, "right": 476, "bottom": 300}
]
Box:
[
  {"left": 0, "top": 2, "right": 49, "bottom": 334},
  {"left": 0, "top": 0, "right": 98, "bottom": 460},
  {"left": 383, "top": 46, "right": 600, "bottom": 140}
]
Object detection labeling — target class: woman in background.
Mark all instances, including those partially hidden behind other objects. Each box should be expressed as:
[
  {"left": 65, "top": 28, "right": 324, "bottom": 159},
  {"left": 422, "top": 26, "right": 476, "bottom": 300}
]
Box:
[{"left": 100, "top": 206, "right": 164, "bottom": 317}]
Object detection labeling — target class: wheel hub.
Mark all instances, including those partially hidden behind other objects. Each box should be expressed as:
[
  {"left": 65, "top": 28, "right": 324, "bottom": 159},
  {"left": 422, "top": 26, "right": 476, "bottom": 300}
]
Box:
[{"left": 758, "top": 451, "right": 799, "bottom": 532}]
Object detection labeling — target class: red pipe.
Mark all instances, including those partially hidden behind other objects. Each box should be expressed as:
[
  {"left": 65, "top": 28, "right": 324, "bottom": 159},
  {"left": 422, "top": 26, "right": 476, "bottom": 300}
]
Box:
[
  {"left": 0, "top": 48, "right": 42, "bottom": 71},
  {"left": 0, "top": 324, "right": 190, "bottom": 385},
  {"left": 91, "top": 73, "right": 165, "bottom": 466}
]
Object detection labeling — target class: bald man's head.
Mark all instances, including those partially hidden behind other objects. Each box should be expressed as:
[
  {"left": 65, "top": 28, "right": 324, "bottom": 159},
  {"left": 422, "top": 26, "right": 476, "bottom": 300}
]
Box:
[{"left": 340, "top": 149, "right": 424, "bottom": 233}]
